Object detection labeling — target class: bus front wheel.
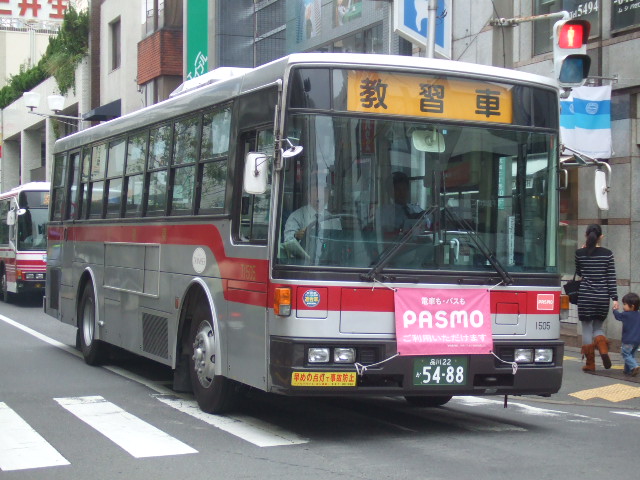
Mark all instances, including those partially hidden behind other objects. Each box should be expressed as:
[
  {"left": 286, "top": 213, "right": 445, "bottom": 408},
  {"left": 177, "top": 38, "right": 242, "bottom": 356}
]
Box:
[
  {"left": 404, "top": 395, "right": 453, "bottom": 407},
  {"left": 189, "top": 302, "right": 236, "bottom": 414},
  {"left": 78, "top": 283, "right": 109, "bottom": 365}
]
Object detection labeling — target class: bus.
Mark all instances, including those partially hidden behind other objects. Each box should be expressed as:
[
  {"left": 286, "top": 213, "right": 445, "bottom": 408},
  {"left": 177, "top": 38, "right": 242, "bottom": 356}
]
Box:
[
  {"left": 45, "top": 53, "right": 564, "bottom": 413},
  {"left": 0, "top": 182, "right": 49, "bottom": 301}
]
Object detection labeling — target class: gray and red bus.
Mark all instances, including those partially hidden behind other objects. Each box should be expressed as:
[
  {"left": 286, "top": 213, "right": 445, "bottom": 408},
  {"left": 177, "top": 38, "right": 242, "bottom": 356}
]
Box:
[{"left": 45, "top": 53, "right": 564, "bottom": 413}]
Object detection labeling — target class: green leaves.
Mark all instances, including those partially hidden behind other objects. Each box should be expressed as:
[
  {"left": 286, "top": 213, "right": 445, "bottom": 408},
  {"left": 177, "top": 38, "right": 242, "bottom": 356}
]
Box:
[{"left": 0, "top": 7, "right": 88, "bottom": 109}]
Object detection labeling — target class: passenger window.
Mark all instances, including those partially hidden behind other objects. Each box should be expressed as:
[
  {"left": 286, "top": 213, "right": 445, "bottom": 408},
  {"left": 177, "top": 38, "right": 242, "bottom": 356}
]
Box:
[
  {"left": 173, "top": 116, "right": 199, "bottom": 165},
  {"left": 124, "top": 132, "right": 147, "bottom": 217},
  {"left": 199, "top": 161, "right": 227, "bottom": 213},
  {"left": 106, "top": 139, "right": 126, "bottom": 218},
  {"left": 149, "top": 124, "right": 171, "bottom": 169},
  {"left": 78, "top": 148, "right": 91, "bottom": 219},
  {"left": 51, "top": 153, "right": 68, "bottom": 221}
]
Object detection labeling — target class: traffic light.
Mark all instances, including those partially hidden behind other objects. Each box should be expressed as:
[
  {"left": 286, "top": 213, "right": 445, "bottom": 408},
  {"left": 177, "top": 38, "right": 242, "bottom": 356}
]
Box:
[{"left": 552, "top": 19, "right": 591, "bottom": 88}]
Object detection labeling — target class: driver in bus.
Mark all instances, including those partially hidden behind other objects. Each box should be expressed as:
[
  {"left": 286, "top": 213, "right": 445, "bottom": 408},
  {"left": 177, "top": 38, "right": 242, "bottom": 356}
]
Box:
[{"left": 283, "top": 167, "right": 340, "bottom": 258}]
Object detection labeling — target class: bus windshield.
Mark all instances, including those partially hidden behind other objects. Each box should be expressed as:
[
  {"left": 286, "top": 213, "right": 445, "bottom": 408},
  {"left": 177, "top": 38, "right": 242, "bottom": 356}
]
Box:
[
  {"left": 17, "top": 207, "right": 48, "bottom": 251},
  {"left": 276, "top": 114, "right": 558, "bottom": 274}
]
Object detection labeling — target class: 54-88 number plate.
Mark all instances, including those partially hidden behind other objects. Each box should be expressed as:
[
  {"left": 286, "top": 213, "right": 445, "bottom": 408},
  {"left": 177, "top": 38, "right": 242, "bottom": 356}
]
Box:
[{"left": 413, "top": 357, "right": 468, "bottom": 386}]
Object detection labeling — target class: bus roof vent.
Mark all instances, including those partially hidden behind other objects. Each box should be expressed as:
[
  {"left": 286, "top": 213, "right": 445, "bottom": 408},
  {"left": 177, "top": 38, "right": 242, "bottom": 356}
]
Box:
[{"left": 170, "top": 67, "right": 252, "bottom": 98}]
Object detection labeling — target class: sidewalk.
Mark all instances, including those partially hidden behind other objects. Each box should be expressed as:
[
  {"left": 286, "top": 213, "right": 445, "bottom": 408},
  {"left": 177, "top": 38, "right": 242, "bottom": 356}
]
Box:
[{"left": 564, "top": 344, "right": 640, "bottom": 384}]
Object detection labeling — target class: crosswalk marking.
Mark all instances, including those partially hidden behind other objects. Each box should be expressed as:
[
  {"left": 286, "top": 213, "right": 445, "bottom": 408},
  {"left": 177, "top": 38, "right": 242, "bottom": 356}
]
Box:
[
  {"left": 54, "top": 396, "right": 197, "bottom": 458},
  {"left": 154, "top": 394, "right": 308, "bottom": 447},
  {"left": 0, "top": 402, "right": 69, "bottom": 471}
]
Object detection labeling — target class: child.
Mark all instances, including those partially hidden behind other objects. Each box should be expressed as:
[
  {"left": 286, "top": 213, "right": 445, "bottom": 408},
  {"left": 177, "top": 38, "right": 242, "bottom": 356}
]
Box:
[{"left": 612, "top": 292, "right": 640, "bottom": 376}]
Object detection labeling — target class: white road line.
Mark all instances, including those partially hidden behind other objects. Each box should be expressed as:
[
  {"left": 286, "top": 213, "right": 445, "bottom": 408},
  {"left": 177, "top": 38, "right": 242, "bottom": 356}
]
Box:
[
  {"left": 0, "top": 313, "right": 80, "bottom": 358},
  {"left": 54, "top": 396, "right": 197, "bottom": 458},
  {"left": 453, "top": 396, "right": 601, "bottom": 423},
  {"left": 154, "top": 394, "right": 309, "bottom": 447},
  {"left": 0, "top": 402, "right": 70, "bottom": 471},
  {"left": 611, "top": 411, "right": 640, "bottom": 418}
]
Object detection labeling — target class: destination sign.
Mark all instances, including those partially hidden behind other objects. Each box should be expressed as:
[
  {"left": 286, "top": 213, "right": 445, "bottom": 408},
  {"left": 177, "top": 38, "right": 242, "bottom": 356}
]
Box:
[{"left": 347, "top": 70, "right": 513, "bottom": 124}]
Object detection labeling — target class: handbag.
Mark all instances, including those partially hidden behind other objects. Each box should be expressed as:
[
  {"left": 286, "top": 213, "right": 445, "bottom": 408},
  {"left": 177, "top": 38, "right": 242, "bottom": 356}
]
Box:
[{"left": 563, "top": 273, "right": 581, "bottom": 305}]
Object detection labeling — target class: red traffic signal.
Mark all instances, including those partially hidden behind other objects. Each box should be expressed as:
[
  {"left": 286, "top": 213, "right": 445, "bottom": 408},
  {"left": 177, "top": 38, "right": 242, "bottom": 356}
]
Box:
[
  {"left": 553, "top": 18, "right": 591, "bottom": 87},
  {"left": 557, "top": 20, "right": 590, "bottom": 49}
]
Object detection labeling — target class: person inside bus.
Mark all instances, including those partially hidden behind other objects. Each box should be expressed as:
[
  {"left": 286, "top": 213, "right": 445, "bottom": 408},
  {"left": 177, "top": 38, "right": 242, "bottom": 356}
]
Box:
[
  {"left": 282, "top": 167, "right": 340, "bottom": 259},
  {"left": 380, "top": 171, "right": 430, "bottom": 233}
]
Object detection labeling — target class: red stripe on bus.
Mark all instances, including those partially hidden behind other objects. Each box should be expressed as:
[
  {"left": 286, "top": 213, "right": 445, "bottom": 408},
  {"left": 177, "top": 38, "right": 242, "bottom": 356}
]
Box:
[
  {"left": 49, "top": 224, "right": 268, "bottom": 307},
  {"left": 271, "top": 285, "right": 560, "bottom": 315}
]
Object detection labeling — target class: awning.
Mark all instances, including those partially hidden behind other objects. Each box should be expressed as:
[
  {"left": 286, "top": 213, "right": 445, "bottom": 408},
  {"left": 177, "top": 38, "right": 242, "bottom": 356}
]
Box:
[{"left": 82, "top": 99, "right": 121, "bottom": 121}]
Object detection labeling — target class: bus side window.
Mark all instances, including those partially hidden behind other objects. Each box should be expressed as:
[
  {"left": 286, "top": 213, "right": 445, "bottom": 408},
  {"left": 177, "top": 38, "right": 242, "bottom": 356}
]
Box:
[
  {"left": 197, "top": 106, "right": 230, "bottom": 214},
  {"left": 239, "top": 129, "right": 273, "bottom": 242},
  {"left": 89, "top": 143, "right": 107, "bottom": 218},
  {"left": 146, "top": 123, "right": 172, "bottom": 216},
  {"left": 106, "top": 138, "right": 126, "bottom": 218},
  {"left": 78, "top": 148, "right": 91, "bottom": 220},
  {"left": 51, "top": 153, "right": 68, "bottom": 221},
  {"left": 68, "top": 151, "right": 81, "bottom": 220},
  {"left": 125, "top": 131, "right": 147, "bottom": 217},
  {"left": 0, "top": 200, "right": 9, "bottom": 243}
]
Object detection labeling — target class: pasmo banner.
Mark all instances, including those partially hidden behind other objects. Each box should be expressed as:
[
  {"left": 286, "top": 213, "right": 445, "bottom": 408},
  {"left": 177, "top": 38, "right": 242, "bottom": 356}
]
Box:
[{"left": 394, "top": 288, "right": 493, "bottom": 356}]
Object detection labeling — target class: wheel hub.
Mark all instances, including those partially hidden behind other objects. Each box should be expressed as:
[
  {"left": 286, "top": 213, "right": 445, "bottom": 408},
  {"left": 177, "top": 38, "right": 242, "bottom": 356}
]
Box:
[{"left": 192, "top": 321, "right": 215, "bottom": 388}]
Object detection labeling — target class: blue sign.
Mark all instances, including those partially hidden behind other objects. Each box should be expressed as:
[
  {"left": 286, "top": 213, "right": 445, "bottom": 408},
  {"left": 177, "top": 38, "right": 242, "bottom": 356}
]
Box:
[{"left": 394, "top": 0, "right": 451, "bottom": 58}]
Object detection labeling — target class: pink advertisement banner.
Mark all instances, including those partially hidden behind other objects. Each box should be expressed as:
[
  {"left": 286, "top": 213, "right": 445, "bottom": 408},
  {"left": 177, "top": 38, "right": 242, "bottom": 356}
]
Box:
[{"left": 394, "top": 288, "right": 493, "bottom": 356}]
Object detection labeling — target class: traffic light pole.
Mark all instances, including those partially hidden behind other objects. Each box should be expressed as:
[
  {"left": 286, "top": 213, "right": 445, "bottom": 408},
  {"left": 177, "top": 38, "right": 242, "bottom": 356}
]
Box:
[{"left": 490, "top": 10, "right": 570, "bottom": 28}]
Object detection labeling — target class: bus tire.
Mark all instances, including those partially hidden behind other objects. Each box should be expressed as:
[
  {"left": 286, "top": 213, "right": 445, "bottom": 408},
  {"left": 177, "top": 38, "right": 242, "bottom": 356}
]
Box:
[
  {"left": 78, "top": 283, "right": 109, "bottom": 365},
  {"left": 1, "top": 268, "right": 10, "bottom": 303},
  {"left": 404, "top": 395, "right": 452, "bottom": 407},
  {"left": 189, "top": 301, "right": 236, "bottom": 414}
]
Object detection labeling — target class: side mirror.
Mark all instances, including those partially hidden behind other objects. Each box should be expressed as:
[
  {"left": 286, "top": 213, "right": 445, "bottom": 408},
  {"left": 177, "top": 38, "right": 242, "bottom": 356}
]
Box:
[
  {"left": 6, "top": 209, "right": 15, "bottom": 226},
  {"left": 243, "top": 152, "right": 268, "bottom": 195}
]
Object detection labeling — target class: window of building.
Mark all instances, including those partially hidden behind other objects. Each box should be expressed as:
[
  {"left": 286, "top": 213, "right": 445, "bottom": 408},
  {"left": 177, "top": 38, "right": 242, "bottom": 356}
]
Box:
[
  {"left": 111, "top": 18, "right": 121, "bottom": 71},
  {"left": 313, "top": 23, "right": 384, "bottom": 55}
]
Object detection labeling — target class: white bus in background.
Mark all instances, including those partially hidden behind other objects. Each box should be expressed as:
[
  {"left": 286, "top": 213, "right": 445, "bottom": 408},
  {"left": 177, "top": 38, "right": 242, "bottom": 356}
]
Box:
[{"left": 0, "top": 182, "right": 49, "bottom": 301}]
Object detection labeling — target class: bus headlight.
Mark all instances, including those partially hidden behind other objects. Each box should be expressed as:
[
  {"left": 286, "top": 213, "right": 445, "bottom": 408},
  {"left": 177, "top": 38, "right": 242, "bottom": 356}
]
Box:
[
  {"left": 514, "top": 348, "right": 533, "bottom": 363},
  {"left": 308, "top": 348, "right": 330, "bottom": 363},
  {"left": 535, "top": 348, "right": 553, "bottom": 363},
  {"left": 334, "top": 348, "right": 355, "bottom": 363}
]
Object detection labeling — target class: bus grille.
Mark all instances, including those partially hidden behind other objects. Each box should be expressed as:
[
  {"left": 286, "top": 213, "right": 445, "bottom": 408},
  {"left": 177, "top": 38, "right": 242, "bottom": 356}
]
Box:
[{"left": 142, "top": 313, "right": 169, "bottom": 359}]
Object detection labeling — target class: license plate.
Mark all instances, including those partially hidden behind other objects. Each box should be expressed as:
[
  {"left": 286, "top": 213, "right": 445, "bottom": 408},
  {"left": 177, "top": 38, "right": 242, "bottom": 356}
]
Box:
[
  {"left": 291, "top": 372, "right": 357, "bottom": 387},
  {"left": 413, "top": 357, "right": 468, "bottom": 386}
]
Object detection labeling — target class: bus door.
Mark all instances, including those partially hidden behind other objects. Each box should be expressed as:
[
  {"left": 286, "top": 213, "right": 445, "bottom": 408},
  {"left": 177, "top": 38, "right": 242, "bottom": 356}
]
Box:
[
  {"left": 46, "top": 150, "right": 80, "bottom": 320},
  {"left": 226, "top": 127, "right": 273, "bottom": 389}
]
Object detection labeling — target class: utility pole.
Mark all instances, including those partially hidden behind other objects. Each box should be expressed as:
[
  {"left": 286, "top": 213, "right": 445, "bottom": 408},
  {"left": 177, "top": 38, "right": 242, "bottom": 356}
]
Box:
[{"left": 425, "top": 0, "right": 437, "bottom": 58}]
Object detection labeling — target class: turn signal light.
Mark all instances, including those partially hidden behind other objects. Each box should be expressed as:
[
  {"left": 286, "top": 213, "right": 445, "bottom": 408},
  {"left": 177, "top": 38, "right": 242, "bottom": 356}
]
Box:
[
  {"left": 560, "top": 294, "right": 571, "bottom": 310},
  {"left": 274, "top": 287, "right": 291, "bottom": 316}
]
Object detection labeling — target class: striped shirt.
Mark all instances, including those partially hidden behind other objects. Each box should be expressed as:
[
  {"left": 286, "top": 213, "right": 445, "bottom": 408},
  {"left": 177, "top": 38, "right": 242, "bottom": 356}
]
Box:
[{"left": 575, "top": 246, "right": 618, "bottom": 321}]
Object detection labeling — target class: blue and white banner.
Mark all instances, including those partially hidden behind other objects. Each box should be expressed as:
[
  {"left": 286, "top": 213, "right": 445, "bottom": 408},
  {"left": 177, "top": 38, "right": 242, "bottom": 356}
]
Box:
[{"left": 560, "top": 85, "right": 612, "bottom": 159}]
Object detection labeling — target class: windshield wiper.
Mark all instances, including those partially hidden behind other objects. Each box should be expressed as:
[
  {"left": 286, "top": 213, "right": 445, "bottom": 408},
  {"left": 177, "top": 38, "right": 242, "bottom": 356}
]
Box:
[
  {"left": 361, "top": 206, "right": 438, "bottom": 282},
  {"left": 442, "top": 208, "right": 513, "bottom": 286}
]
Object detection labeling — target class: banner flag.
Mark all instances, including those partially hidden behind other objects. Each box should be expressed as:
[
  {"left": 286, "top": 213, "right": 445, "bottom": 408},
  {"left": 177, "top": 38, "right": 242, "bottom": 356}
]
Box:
[
  {"left": 394, "top": 288, "right": 493, "bottom": 356},
  {"left": 560, "top": 85, "right": 612, "bottom": 159}
]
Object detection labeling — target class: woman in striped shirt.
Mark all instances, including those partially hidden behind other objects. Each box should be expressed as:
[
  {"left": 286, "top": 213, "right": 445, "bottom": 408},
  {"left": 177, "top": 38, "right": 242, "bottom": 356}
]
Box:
[{"left": 576, "top": 224, "right": 619, "bottom": 371}]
